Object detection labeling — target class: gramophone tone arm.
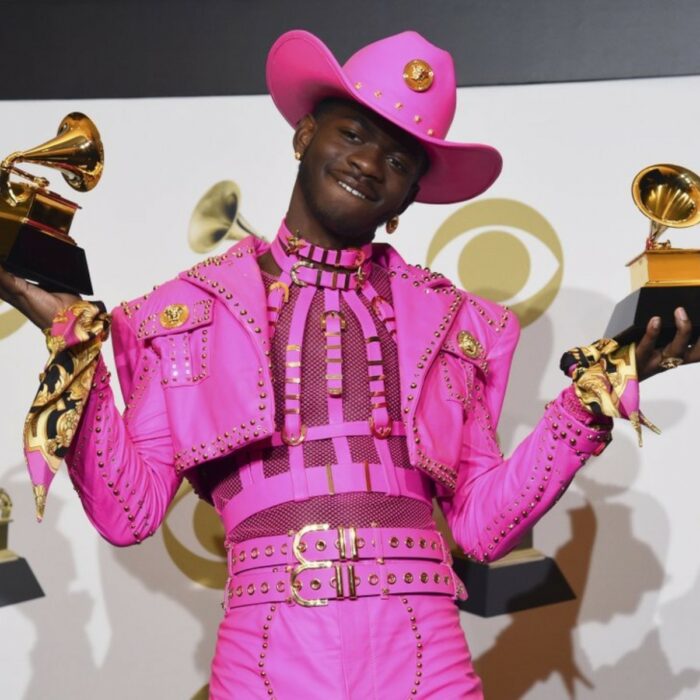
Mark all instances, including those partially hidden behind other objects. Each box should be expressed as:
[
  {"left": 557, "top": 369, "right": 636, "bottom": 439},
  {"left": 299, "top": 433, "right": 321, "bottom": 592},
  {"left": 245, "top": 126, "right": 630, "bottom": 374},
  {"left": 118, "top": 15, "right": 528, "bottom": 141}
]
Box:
[{"left": 0, "top": 155, "right": 50, "bottom": 206}]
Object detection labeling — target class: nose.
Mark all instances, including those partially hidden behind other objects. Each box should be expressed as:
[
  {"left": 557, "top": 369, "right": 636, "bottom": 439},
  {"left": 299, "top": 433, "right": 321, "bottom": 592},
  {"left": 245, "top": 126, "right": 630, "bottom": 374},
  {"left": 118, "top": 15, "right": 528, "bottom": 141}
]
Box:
[{"left": 349, "top": 143, "right": 384, "bottom": 181}]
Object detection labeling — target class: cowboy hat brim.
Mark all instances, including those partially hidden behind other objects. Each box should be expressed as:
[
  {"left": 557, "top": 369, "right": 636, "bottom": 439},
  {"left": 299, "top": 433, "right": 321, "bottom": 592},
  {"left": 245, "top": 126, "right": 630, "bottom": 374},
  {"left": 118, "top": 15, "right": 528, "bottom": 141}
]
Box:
[{"left": 266, "top": 30, "right": 502, "bottom": 204}]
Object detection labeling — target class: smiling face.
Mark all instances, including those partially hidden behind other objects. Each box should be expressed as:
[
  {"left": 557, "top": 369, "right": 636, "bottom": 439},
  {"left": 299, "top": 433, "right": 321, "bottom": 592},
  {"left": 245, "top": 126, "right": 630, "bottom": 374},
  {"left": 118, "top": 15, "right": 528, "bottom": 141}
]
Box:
[{"left": 287, "top": 98, "right": 428, "bottom": 248}]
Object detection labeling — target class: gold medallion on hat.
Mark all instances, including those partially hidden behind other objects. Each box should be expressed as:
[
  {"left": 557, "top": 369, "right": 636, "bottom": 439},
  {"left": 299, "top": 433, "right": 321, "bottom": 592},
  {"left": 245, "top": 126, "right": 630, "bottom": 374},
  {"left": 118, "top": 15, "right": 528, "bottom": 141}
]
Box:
[
  {"left": 457, "top": 330, "right": 483, "bottom": 359},
  {"left": 160, "top": 303, "right": 190, "bottom": 329},
  {"left": 403, "top": 59, "right": 434, "bottom": 92}
]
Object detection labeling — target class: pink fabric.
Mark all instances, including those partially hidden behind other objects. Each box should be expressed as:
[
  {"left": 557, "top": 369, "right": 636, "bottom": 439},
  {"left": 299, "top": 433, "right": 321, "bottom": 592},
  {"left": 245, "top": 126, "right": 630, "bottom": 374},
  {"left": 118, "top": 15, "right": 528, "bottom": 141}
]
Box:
[
  {"left": 226, "top": 560, "right": 458, "bottom": 608},
  {"left": 210, "top": 595, "right": 483, "bottom": 699},
  {"left": 229, "top": 526, "right": 448, "bottom": 574},
  {"left": 57, "top": 233, "right": 614, "bottom": 697},
  {"left": 63, "top": 235, "right": 612, "bottom": 551}
]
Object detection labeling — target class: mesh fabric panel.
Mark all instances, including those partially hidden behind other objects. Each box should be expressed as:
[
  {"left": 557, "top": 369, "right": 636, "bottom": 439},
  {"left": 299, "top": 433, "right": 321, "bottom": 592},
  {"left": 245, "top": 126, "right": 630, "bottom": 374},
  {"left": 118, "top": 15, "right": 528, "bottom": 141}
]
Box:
[
  {"left": 209, "top": 263, "right": 414, "bottom": 512},
  {"left": 231, "top": 493, "right": 435, "bottom": 542}
]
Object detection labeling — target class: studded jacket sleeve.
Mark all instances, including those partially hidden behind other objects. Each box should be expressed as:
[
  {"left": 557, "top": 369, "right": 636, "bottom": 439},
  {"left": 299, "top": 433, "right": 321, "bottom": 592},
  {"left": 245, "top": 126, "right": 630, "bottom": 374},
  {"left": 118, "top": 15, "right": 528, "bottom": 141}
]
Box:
[
  {"left": 438, "top": 315, "right": 612, "bottom": 563},
  {"left": 65, "top": 305, "right": 181, "bottom": 546}
]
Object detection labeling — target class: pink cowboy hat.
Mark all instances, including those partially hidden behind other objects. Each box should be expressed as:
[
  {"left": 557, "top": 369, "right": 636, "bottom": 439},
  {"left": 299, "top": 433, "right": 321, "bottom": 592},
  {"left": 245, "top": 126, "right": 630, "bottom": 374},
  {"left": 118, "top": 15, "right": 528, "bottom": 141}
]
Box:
[{"left": 266, "top": 30, "right": 502, "bottom": 204}]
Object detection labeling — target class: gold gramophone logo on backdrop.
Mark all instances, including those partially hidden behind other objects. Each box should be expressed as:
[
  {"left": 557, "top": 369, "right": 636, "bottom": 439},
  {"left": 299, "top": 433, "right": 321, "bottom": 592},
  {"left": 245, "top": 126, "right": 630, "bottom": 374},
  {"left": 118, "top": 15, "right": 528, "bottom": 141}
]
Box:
[
  {"left": 187, "top": 180, "right": 262, "bottom": 253},
  {"left": 427, "top": 198, "right": 564, "bottom": 327}
]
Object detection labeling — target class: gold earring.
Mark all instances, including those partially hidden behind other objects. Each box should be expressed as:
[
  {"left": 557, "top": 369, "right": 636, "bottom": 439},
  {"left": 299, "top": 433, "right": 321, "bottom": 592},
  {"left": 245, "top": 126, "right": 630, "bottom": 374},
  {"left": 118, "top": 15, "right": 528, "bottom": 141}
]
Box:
[
  {"left": 385, "top": 216, "right": 399, "bottom": 234},
  {"left": 294, "top": 151, "right": 302, "bottom": 161}
]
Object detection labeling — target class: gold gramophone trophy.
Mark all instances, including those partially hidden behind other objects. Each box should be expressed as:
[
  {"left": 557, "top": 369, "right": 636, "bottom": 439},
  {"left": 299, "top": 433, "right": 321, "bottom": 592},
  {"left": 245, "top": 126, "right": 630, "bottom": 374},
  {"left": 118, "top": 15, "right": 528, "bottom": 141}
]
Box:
[
  {"left": 605, "top": 164, "right": 700, "bottom": 344},
  {"left": 0, "top": 488, "right": 43, "bottom": 607},
  {"left": 0, "top": 113, "right": 103, "bottom": 295}
]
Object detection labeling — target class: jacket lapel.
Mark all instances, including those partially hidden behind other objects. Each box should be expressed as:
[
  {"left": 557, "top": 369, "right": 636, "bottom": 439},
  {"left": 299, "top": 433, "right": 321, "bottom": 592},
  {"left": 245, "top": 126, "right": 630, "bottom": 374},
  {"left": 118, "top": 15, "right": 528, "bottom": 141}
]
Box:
[
  {"left": 384, "top": 245, "right": 465, "bottom": 452},
  {"left": 178, "top": 237, "right": 272, "bottom": 360}
]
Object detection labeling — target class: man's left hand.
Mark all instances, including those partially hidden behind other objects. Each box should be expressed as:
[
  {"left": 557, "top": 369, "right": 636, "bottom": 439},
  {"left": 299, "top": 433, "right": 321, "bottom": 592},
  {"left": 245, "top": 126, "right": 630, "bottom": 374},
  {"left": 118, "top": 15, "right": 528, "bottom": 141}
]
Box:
[{"left": 635, "top": 307, "right": 700, "bottom": 381}]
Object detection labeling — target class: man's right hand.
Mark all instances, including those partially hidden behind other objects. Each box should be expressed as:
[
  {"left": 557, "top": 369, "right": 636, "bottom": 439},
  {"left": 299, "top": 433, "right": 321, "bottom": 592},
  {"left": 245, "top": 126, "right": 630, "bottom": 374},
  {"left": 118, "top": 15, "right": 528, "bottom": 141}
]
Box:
[{"left": 0, "top": 265, "right": 81, "bottom": 330}]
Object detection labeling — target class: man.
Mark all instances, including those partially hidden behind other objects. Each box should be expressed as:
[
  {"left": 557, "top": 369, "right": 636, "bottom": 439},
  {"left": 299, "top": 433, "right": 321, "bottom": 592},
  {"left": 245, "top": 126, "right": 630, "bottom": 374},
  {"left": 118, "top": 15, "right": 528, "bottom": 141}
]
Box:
[{"left": 1, "top": 30, "right": 698, "bottom": 699}]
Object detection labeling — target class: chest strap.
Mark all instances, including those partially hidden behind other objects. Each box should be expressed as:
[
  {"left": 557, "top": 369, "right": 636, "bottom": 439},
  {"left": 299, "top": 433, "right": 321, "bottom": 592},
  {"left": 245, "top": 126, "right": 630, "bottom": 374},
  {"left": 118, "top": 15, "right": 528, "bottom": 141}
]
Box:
[{"left": 220, "top": 459, "right": 433, "bottom": 534}]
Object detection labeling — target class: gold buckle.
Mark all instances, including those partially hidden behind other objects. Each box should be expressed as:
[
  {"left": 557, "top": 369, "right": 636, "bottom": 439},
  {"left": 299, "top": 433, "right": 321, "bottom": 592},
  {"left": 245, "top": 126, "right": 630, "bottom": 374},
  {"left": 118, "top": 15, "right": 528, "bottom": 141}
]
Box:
[
  {"left": 286, "top": 233, "right": 303, "bottom": 254},
  {"left": 269, "top": 280, "right": 290, "bottom": 303},
  {"left": 348, "top": 248, "right": 366, "bottom": 267},
  {"left": 281, "top": 423, "right": 307, "bottom": 446},
  {"left": 291, "top": 523, "right": 332, "bottom": 607},
  {"left": 321, "top": 309, "right": 347, "bottom": 331},
  {"left": 369, "top": 416, "right": 392, "bottom": 439},
  {"left": 290, "top": 260, "right": 313, "bottom": 287},
  {"left": 290, "top": 524, "right": 360, "bottom": 607}
]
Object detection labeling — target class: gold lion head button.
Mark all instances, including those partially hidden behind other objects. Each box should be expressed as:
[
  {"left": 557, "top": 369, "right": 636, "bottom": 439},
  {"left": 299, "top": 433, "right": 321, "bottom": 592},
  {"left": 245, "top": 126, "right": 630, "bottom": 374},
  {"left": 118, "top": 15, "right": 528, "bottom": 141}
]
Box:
[
  {"left": 403, "top": 59, "right": 434, "bottom": 92},
  {"left": 160, "top": 303, "right": 189, "bottom": 329},
  {"left": 457, "top": 330, "right": 484, "bottom": 359}
]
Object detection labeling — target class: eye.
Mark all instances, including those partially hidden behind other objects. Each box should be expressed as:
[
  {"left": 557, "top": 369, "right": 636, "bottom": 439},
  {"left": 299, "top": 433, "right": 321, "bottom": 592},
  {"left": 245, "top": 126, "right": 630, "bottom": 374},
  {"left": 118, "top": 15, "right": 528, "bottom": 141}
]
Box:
[
  {"left": 387, "top": 155, "right": 409, "bottom": 174},
  {"left": 340, "top": 128, "right": 362, "bottom": 143},
  {"left": 427, "top": 198, "right": 564, "bottom": 328},
  {"left": 162, "top": 481, "right": 227, "bottom": 589}
]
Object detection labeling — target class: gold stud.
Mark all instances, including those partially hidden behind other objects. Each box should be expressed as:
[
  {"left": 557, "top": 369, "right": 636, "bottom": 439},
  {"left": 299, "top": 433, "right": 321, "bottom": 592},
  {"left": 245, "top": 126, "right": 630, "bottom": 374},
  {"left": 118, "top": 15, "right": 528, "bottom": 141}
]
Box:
[
  {"left": 374, "top": 89, "right": 382, "bottom": 97},
  {"left": 395, "top": 101, "right": 403, "bottom": 109},
  {"left": 427, "top": 128, "right": 435, "bottom": 136},
  {"left": 414, "top": 115, "right": 422, "bottom": 123},
  {"left": 354, "top": 81, "right": 362, "bottom": 89},
  {"left": 457, "top": 330, "right": 484, "bottom": 359},
  {"left": 159, "top": 303, "right": 189, "bottom": 329},
  {"left": 403, "top": 59, "right": 435, "bottom": 91}
]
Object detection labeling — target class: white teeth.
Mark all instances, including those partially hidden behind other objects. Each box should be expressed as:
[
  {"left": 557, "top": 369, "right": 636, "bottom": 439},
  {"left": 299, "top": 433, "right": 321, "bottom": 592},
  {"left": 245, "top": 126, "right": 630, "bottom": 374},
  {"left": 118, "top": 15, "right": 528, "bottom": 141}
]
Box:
[{"left": 338, "top": 180, "right": 367, "bottom": 200}]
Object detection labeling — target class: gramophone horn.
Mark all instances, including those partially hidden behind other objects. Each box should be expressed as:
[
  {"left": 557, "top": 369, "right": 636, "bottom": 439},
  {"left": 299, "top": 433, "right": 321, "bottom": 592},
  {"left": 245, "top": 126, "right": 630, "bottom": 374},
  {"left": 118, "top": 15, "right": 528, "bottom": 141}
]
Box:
[
  {"left": 187, "top": 180, "right": 261, "bottom": 254},
  {"left": 632, "top": 164, "right": 700, "bottom": 247},
  {"left": 1, "top": 112, "right": 104, "bottom": 201}
]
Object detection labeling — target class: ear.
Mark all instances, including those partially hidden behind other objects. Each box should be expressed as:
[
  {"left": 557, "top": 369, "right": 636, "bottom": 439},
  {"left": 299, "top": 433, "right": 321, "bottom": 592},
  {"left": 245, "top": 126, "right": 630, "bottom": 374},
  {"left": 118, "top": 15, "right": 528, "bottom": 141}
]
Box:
[{"left": 293, "top": 114, "right": 317, "bottom": 157}]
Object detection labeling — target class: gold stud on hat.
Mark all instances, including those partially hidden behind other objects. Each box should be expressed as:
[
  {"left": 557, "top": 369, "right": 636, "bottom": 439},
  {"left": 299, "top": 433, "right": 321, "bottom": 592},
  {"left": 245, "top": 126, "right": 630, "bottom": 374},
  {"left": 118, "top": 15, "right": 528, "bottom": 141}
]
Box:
[{"left": 403, "top": 59, "right": 434, "bottom": 92}]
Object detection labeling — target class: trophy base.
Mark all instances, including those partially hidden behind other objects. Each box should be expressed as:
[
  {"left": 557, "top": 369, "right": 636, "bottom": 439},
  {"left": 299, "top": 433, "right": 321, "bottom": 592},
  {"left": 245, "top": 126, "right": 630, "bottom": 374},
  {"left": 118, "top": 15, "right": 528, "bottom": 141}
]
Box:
[
  {"left": 1, "top": 222, "right": 93, "bottom": 295},
  {"left": 605, "top": 285, "right": 700, "bottom": 346},
  {"left": 452, "top": 548, "right": 575, "bottom": 617},
  {"left": 0, "top": 556, "right": 44, "bottom": 607}
]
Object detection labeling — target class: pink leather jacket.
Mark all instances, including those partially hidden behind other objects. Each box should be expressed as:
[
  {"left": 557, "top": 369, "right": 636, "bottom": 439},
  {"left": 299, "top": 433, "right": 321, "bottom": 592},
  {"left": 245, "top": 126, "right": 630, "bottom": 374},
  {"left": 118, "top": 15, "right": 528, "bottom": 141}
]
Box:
[{"left": 66, "top": 236, "right": 611, "bottom": 560}]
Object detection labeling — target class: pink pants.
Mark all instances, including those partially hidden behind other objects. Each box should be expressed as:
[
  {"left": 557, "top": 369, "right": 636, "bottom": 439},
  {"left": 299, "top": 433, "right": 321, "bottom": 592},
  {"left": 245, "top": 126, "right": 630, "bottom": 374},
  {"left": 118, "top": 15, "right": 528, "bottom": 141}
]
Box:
[{"left": 210, "top": 594, "right": 483, "bottom": 699}]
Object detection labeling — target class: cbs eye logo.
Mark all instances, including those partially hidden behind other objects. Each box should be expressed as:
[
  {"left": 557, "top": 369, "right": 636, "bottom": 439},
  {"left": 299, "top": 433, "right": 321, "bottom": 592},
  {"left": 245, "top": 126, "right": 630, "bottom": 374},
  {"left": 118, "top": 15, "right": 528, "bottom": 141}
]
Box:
[
  {"left": 0, "top": 302, "right": 27, "bottom": 340},
  {"left": 426, "top": 199, "right": 563, "bottom": 327},
  {"left": 162, "top": 482, "right": 227, "bottom": 589}
]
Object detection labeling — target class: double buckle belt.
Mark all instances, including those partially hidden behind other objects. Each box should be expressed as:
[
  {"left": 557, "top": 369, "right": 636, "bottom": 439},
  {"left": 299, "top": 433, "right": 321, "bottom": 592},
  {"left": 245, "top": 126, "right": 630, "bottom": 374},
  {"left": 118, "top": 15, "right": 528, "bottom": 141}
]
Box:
[{"left": 224, "top": 524, "right": 465, "bottom": 610}]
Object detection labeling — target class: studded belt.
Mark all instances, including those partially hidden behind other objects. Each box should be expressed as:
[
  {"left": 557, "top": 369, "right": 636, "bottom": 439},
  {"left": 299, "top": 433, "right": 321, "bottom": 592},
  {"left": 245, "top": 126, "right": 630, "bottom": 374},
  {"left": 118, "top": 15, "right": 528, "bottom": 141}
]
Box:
[{"left": 224, "top": 524, "right": 466, "bottom": 610}]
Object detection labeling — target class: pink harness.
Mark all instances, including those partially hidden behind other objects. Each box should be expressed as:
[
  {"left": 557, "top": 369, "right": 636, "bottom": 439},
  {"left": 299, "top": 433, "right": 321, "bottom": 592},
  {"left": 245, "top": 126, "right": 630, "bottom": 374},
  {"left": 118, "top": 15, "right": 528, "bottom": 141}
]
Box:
[{"left": 212, "top": 223, "right": 461, "bottom": 608}]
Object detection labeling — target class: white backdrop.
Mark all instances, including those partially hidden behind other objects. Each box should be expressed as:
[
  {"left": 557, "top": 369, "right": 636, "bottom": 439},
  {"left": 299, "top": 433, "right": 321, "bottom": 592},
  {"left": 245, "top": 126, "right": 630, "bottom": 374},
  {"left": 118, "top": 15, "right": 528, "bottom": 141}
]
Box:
[{"left": 1, "top": 74, "right": 700, "bottom": 699}]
